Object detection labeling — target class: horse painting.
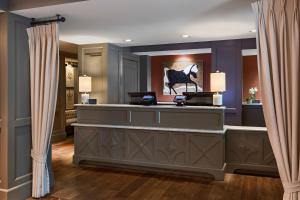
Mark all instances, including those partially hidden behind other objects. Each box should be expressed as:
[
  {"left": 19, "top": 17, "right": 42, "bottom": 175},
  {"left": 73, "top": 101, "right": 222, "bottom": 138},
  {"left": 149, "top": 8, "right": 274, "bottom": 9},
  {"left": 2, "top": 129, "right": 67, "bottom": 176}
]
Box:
[{"left": 164, "top": 64, "right": 199, "bottom": 95}]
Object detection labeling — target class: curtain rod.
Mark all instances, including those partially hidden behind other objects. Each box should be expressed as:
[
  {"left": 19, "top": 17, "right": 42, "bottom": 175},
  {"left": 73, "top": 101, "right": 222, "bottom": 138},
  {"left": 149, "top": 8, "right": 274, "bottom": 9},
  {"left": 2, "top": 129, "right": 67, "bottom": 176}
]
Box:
[{"left": 31, "top": 15, "right": 66, "bottom": 26}]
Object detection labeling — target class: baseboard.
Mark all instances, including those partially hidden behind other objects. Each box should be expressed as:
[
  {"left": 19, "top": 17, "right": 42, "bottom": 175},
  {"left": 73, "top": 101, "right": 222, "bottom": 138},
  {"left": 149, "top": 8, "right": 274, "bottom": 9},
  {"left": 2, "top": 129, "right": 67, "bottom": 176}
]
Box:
[
  {"left": 226, "top": 163, "right": 279, "bottom": 177},
  {"left": 0, "top": 181, "right": 32, "bottom": 200},
  {"left": 74, "top": 155, "right": 226, "bottom": 181}
]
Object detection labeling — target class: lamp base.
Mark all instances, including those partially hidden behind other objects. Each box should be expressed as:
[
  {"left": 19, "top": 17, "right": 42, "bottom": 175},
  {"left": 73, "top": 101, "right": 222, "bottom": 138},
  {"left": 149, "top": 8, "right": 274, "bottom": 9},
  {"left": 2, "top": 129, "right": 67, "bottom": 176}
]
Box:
[
  {"left": 213, "top": 93, "right": 223, "bottom": 106},
  {"left": 81, "top": 93, "right": 89, "bottom": 104}
]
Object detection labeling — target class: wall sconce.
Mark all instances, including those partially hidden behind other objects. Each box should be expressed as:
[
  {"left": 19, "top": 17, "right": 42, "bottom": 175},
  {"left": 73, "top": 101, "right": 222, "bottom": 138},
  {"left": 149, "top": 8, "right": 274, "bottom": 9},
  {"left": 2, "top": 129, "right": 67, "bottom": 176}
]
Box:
[
  {"left": 210, "top": 71, "right": 226, "bottom": 106},
  {"left": 79, "top": 75, "right": 92, "bottom": 104}
]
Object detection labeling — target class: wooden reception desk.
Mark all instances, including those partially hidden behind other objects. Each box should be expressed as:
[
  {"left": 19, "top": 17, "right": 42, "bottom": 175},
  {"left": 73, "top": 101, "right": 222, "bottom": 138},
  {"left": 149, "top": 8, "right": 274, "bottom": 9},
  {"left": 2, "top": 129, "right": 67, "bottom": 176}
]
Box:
[{"left": 72, "top": 104, "right": 226, "bottom": 180}]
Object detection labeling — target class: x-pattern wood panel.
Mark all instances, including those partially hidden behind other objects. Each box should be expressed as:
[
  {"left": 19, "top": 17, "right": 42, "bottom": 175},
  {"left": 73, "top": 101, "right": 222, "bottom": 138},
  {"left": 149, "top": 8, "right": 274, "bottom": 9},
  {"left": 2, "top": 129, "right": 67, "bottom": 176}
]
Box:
[
  {"left": 127, "top": 131, "right": 155, "bottom": 162},
  {"left": 189, "top": 135, "right": 222, "bottom": 168},
  {"left": 74, "top": 127, "right": 226, "bottom": 179},
  {"left": 228, "top": 134, "right": 261, "bottom": 163},
  {"left": 99, "top": 129, "right": 125, "bottom": 159},
  {"left": 156, "top": 132, "right": 187, "bottom": 165},
  {"left": 76, "top": 128, "right": 99, "bottom": 156},
  {"left": 262, "top": 136, "right": 277, "bottom": 166}
]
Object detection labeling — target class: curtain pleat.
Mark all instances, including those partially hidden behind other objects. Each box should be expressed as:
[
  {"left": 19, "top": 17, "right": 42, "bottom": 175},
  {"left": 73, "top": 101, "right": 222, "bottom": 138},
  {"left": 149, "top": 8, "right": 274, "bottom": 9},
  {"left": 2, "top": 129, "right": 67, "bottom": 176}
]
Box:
[
  {"left": 291, "top": 0, "right": 300, "bottom": 199},
  {"left": 27, "top": 23, "right": 59, "bottom": 198},
  {"left": 252, "top": 0, "right": 300, "bottom": 199}
]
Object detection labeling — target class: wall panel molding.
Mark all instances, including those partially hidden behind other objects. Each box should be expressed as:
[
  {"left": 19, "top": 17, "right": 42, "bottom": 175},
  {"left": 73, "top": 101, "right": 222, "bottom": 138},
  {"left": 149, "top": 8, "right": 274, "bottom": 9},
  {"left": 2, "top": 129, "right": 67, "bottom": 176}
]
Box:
[
  {"left": 0, "top": 12, "right": 10, "bottom": 192},
  {"left": 0, "top": 12, "right": 32, "bottom": 200},
  {"left": 7, "top": 13, "right": 32, "bottom": 190},
  {"left": 14, "top": 118, "right": 31, "bottom": 127},
  {"left": 14, "top": 173, "right": 32, "bottom": 182}
]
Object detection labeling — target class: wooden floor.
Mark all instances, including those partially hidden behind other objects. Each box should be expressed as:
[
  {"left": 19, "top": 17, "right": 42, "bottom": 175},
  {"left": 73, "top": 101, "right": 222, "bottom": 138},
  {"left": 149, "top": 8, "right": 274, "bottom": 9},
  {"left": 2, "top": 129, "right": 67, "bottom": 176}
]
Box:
[{"left": 29, "top": 137, "right": 283, "bottom": 200}]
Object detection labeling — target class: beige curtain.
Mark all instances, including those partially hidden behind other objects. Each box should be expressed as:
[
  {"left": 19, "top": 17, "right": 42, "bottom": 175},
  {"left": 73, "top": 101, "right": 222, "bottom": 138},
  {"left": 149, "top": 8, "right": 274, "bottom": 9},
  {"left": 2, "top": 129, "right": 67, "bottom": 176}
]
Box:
[
  {"left": 27, "top": 23, "right": 59, "bottom": 198},
  {"left": 252, "top": 0, "right": 300, "bottom": 199}
]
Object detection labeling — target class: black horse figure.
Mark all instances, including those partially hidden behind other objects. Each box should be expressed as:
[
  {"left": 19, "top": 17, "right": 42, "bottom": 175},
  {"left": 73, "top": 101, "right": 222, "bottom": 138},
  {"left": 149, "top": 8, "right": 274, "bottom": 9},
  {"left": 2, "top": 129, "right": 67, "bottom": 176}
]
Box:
[{"left": 164, "top": 64, "right": 199, "bottom": 95}]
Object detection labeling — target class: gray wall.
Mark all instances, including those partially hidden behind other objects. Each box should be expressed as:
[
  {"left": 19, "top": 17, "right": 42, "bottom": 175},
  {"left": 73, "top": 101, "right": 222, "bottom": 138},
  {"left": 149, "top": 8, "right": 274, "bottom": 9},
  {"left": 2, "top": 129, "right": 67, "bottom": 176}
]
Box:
[
  {"left": 78, "top": 44, "right": 140, "bottom": 104},
  {"left": 139, "top": 55, "right": 151, "bottom": 92},
  {"left": 107, "top": 44, "right": 122, "bottom": 103},
  {"left": 0, "top": 12, "right": 32, "bottom": 200},
  {"left": 122, "top": 52, "right": 140, "bottom": 103},
  {"left": 78, "top": 43, "right": 122, "bottom": 104}
]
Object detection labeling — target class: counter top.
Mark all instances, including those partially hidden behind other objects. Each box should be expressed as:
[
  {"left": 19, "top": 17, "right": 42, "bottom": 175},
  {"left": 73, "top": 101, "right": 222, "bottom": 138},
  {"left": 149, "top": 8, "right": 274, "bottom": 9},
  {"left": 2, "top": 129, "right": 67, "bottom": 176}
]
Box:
[
  {"left": 225, "top": 125, "right": 267, "bottom": 131},
  {"left": 72, "top": 123, "right": 227, "bottom": 134},
  {"left": 74, "top": 104, "right": 226, "bottom": 110}
]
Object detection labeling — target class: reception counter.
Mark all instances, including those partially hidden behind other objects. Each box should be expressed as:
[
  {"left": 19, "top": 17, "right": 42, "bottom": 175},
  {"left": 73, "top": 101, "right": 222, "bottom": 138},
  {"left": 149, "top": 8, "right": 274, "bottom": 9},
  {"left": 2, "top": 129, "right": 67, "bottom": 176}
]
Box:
[
  {"left": 73, "top": 104, "right": 226, "bottom": 180},
  {"left": 74, "top": 104, "right": 225, "bottom": 131}
]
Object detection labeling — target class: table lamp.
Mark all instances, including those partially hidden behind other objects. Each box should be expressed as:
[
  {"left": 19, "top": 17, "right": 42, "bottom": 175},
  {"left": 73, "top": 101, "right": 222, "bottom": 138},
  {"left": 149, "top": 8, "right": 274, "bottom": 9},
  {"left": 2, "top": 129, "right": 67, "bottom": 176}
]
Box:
[
  {"left": 210, "top": 71, "right": 226, "bottom": 106},
  {"left": 79, "top": 75, "right": 92, "bottom": 104}
]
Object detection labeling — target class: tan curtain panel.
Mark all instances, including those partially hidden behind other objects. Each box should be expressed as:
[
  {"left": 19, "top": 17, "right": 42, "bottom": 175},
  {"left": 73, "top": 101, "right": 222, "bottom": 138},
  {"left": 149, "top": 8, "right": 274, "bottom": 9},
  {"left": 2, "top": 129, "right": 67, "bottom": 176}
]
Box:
[
  {"left": 252, "top": 0, "right": 300, "bottom": 199},
  {"left": 27, "top": 23, "right": 59, "bottom": 198}
]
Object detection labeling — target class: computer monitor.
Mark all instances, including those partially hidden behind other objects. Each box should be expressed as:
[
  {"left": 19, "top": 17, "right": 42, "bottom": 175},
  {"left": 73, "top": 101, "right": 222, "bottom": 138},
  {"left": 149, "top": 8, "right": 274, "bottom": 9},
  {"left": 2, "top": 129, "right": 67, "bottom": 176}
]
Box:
[
  {"left": 128, "top": 92, "right": 157, "bottom": 105},
  {"left": 183, "top": 92, "right": 214, "bottom": 106}
]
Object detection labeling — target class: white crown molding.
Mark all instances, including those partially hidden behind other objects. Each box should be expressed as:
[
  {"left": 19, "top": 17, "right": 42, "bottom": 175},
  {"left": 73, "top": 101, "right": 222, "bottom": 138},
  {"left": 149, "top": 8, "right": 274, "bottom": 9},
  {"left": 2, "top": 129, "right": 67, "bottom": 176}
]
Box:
[{"left": 242, "top": 49, "right": 257, "bottom": 56}]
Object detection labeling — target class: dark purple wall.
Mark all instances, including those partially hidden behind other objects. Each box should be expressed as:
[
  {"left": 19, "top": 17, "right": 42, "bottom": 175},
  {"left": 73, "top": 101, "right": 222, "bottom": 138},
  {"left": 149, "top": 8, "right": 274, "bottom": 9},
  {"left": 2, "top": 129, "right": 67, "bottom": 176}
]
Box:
[
  {"left": 130, "top": 38, "right": 257, "bottom": 125},
  {"left": 211, "top": 40, "right": 243, "bottom": 125},
  {"left": 242, "top": 38, "right": 257, "bottom": 49},
  {"left": 0, "top": 0, "right": 8, "bottom": 10}
]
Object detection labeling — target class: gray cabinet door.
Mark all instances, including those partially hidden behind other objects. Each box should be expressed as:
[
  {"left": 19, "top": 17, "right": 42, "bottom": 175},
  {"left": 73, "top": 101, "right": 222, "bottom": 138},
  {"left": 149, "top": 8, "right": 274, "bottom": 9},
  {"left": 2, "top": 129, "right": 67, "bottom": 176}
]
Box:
[{"left": 123, "top": 59, "right": 139, "bottom": 103}]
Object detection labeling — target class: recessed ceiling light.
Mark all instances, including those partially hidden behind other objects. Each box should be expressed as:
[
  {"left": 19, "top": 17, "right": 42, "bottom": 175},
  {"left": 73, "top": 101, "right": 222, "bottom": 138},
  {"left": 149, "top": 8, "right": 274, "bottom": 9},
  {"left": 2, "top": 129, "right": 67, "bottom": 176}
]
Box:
[
  {"left": 182, "top": 34, "right": 190, "bottom": 38},
  {"left": 250, "top": 29, "right": 256, "bottom": 33},
  {"left": 125, "top": 39, "right": 133, "bottom": 42}
]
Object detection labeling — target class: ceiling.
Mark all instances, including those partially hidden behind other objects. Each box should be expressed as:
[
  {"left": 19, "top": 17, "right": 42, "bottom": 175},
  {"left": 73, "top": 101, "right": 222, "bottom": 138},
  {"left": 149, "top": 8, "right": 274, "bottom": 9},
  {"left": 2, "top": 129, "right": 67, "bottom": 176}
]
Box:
[{"left": 13, "top": 0, "right": 256, "bottom": 47}]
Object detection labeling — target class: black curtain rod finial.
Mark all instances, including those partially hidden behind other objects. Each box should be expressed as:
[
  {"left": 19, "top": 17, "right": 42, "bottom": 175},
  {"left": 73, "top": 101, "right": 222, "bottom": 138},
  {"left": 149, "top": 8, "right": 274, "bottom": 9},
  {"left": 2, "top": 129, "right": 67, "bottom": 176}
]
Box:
[{"left": 56, "top": 14, "right": 65, "bottom": 22}]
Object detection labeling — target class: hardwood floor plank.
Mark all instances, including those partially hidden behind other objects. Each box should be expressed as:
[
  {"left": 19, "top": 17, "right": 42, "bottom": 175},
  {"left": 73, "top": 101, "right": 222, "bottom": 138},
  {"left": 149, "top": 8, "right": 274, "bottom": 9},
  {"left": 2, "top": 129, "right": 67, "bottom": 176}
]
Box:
[{"left": 115, "top": 175, "right": 150, "bottom": 198}]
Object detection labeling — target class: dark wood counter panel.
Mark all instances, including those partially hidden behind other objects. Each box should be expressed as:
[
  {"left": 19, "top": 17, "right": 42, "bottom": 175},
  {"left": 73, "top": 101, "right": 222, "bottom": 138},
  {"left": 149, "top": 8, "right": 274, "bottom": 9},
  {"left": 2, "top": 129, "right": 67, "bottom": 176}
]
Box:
[
  {"left": 72, "top": 104, "right": 277, "bottom": 180},
  {"left": 242, "top": 103, "right": 266, "bottom": 127},
  {"left": 225, "top": 126, "right": 277, "bottom": 175},
  {"left": 73, "top": 104, "right": 226, "bottom": 180}
]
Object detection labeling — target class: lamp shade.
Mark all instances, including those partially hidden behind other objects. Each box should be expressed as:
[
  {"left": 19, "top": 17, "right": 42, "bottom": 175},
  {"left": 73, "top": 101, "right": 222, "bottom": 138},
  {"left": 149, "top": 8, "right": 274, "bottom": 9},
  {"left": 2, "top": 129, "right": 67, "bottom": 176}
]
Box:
[
  {"left": 79, "top": 76, "right": 92, "bottom": 93},
  {"left": 210, "top": 71, "right": 226, "bottom": 92}
]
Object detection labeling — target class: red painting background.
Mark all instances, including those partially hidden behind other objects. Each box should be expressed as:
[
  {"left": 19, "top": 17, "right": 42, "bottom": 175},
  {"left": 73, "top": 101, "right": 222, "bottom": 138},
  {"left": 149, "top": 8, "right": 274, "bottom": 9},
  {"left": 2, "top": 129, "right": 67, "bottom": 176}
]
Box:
[
  {"left": 151, "top": 54, "right": 212, "bottom": 102},
  {"left": 243, "top": 56, "right": 261, "bottom": 101}
]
